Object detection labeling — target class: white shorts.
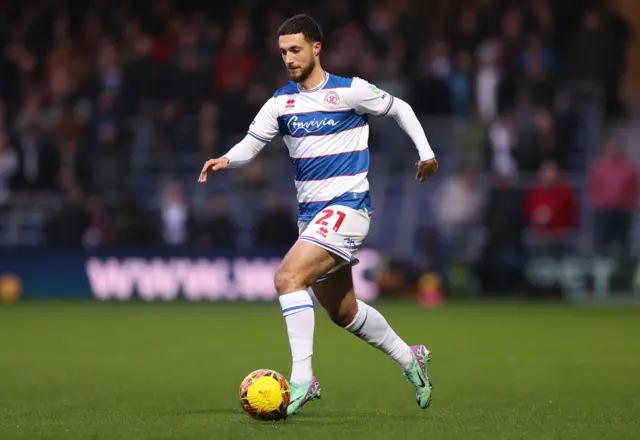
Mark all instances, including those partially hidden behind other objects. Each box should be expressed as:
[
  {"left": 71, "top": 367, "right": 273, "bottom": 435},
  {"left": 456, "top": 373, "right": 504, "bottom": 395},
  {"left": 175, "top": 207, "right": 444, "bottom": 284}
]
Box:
[{"left": 297, "top": 205, "right": 372, "bottom": 282}]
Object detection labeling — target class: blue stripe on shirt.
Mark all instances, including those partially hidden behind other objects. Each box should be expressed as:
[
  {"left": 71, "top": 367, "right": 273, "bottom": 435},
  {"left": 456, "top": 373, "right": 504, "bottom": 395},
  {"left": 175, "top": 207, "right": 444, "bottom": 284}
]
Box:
[
  {"left": 278, "top": 110, "right": 368, "bottom": 138},
  {"left": 298, "top": 191, "right": 372, "bottom": 222},
  {"left": 293, "top": 149, "right": 369, "bottom": 182}
]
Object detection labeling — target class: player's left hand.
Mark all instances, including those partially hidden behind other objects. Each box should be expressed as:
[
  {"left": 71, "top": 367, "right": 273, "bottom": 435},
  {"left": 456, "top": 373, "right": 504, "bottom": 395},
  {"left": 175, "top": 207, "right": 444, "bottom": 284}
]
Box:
[{"left": 415, "top": 158, "right": 438, "bottom": 182}]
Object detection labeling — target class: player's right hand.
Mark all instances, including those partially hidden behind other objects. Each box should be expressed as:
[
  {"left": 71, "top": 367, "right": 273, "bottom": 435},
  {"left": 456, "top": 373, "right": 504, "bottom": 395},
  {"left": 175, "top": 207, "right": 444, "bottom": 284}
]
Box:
[{"left": 198, "top": 157, "right": 230, "bottom": 182}]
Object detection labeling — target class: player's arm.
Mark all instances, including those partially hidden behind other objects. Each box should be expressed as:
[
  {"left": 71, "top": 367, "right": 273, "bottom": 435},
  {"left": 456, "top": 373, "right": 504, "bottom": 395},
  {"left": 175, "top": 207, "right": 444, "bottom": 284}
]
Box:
[
  {"left": 350, "top": 78, "right": 438, "bottom": 182},
  {"left": 198, "top": 98, "right": 279, "bottom": 182}
]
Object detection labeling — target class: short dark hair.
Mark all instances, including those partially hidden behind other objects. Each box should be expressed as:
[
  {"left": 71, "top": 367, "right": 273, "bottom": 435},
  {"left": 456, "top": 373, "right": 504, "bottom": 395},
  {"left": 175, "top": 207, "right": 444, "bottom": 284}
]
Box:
[{"left": 277, "top": 14, "right": 323, "bottom": 44}]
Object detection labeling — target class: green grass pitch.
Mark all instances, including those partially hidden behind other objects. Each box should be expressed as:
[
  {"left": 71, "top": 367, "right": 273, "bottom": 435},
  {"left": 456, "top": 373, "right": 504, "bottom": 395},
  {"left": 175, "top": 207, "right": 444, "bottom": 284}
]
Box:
[{"left": 1, "top": 301, "right": 639, "bottom": 440}]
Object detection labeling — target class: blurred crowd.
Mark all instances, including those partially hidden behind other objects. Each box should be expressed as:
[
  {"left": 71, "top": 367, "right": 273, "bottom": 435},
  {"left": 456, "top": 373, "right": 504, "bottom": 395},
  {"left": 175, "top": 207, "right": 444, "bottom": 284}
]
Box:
[
  {"left": 403, "top": 136, "right": 639, "bottom": 298},
  {"left": 0, "top": 0, "right": 637, "bottom": 295}
]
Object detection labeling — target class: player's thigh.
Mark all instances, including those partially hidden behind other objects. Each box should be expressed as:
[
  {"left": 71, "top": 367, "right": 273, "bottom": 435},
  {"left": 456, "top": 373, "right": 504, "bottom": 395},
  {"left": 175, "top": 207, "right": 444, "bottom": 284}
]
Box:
[
  {"left": 274, "top": 239, "right": 341, "bottom": 293},
  {"left": 298, "top": 205, "right": 371, "bottom": 274},
  {"left": 311, "top": 264, "right": 358, "bottom": 326},
  {"left": 276, "top": 205, "right": 370, "bottom": 294}
]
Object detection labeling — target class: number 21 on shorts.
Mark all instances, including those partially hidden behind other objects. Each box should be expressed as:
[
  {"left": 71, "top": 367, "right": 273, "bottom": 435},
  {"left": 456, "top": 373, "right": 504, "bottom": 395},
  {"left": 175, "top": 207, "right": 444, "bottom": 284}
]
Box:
[{"left": 315, "top": 209, "right": 346, "bottom": 232}]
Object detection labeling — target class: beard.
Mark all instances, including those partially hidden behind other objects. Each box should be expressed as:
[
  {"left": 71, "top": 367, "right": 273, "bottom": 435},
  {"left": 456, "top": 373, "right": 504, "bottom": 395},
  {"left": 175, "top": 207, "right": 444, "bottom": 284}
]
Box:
[{"left": 288, "top": 57, "right": 315, "bottom": 83}]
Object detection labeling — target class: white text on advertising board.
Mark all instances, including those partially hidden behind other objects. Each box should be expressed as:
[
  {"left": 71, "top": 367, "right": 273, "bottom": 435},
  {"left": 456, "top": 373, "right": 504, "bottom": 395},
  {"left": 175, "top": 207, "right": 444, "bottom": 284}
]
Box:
[{"left": 85, "top": 250, "right": 381, "bottom": 302}]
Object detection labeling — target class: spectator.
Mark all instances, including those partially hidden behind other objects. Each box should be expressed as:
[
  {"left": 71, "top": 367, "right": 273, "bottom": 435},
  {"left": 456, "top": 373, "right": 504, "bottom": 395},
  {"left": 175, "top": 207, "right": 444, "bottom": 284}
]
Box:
[
  {"left": 434, "top": 167, "right": 486, "bottom": 263},
  {"left": 566, "top": 6, "right": 631, "bottom": 119},
  {"left": 529, "top": 0, "right": 555, "bottom": 48},
  {"left": 451, "top": 8, "right": 478, "bottom": 53},
  {"left": 566, "top": 7, "right": 617, "bottom": 120},
  {"left": 520, "top": 36, "right": 555, "bottom": 110},
  {"left": 44, "top": 16, "right": 87, "bottom": 116},
  {"left": 58, "top": 140, "right": 90, "bottom": 192},
  {"left": 44, "top": 186, "right": 89, "bottom": 246},
  {"left": 485, "top": 113, "right": 517, "bottom": 178},
  {"left": 213, "top": 16, "right": 256, "bottom": 93},
  {"left": 92, "top": 41, "right": 123, "bottom": 99},
  {"left": 83, "top": 194, "right": 115, "bottom": 248},
  {"left": 197, "top": 101, "right": 220, "bottom": 161},
  {"left": 193, "top": 195, "right": 237, "bottom": 251},
  {"left": 409, "top": 38, "right": 454, "bottom": 115},
  {"left": 523, "top": 160, "right": 578, "bottom": 255},
  {"left": 159, "top": 182, "right": 190, "bottom": 247},
  {"left": 120, "top": 34, "right": 159, "bottom": 114},
  {"left": 515, "top": 110, "right": 560, "bottom": 173},
  {"left": 412, "top": 226, "right": 448, "bottom": 286},
  {"left": 499, "top": 8, "right": 525, "bottom": 77},
  {"left": 172, "top": 42, "right": 211, "bottom": 115},
  {"left": 0, "top": 134, "right": 18, "bottom": 206},
  {"left": 85, "top": 119, "right": 128, "bottom": 195},
  {"left": 477, "top": 173, "right": 525, "bottom": 295},
  {"left": 587, "top": 139, "right": 639, "bottom": 255},
  {"left": 153, "top": 100, "right": 180, "bottom": 173},
  {"left": 171, "top": 23, "right": 210, "bottom": 76},
  {"left": 114, "top": 197, "right": 156, "bottom": 246},
  {"left": 234, "top": 155, "right": 269, "bottom": 191},
  {"left": 601, "top": 2, "right": 632, "bottom": 119},
  {"left": 475, "top": 39, "right": 502, "bottom": 122},
  {"left": 449, "top": 50, "right": 474, "bottom": 118},
  {"left": 254, "top": 196, "right": 298, "bottom": 251},
  {"left": 11, "top": 125, "right": 61, "bottom": 193}
]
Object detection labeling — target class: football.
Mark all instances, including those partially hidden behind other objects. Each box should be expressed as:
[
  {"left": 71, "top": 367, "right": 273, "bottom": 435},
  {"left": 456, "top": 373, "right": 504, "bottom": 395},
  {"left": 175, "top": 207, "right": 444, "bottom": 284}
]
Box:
[{"left": 239, "top": 369, "right": 290, "bottom": 420}]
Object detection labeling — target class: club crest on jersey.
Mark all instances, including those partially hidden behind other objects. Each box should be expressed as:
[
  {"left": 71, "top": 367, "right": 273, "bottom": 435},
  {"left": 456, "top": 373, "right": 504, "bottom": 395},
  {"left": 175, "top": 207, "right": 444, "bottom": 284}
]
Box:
[
  {"left": 324, "top": 91, "right": 340, "bottom": 109},
  {"left": 287, "top": 115, "right": 338, "bottom": 135},
  {"left": 286, "top": 98, "right": 296, "bottom": 109}
]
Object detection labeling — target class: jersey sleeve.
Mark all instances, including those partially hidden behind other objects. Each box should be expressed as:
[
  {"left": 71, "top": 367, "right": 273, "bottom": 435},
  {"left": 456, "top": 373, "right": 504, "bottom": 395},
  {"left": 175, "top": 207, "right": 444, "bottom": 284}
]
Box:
[
  {"left": 350, "top": 77, "right": 395, "bottom": 117},
  {"left": 247, "top": 98, "right": 279, "bottom": 143}
]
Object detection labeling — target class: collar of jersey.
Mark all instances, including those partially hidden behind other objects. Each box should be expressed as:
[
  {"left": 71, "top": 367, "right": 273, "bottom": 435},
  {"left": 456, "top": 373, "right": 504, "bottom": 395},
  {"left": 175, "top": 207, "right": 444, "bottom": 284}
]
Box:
[{"left": 297, "top": 72, "right": 329, "bottom": 93}]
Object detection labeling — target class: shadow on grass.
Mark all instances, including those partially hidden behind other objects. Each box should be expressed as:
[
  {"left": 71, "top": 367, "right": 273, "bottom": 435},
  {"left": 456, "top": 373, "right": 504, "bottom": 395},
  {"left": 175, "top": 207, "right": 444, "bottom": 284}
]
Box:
[
  {"left": 166, "top": 407, "right": 239, "bottom": 416},
  {"left": 284, "top": 410, "right": 427, "bottom": 426},
  {"left": 167, "top": 407, "right": 429, "bottom": 426}
]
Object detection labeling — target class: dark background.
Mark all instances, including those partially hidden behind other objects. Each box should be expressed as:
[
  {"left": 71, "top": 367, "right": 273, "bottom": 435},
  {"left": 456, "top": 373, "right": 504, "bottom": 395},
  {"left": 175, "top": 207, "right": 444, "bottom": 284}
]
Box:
[{"left": 0, "top": 0, "right": 638, "bottom": 299}]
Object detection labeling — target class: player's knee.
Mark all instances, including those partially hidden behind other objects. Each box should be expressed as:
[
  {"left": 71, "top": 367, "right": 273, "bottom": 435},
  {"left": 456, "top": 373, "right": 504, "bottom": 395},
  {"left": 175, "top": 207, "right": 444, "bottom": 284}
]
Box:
[{"left": 274, "top": 265, "right": 306, "bottom": 295}]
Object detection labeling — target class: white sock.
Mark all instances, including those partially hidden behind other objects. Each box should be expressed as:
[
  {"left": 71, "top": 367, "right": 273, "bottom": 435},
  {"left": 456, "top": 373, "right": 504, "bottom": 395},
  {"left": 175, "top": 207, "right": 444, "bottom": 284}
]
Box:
[
  {"left": 279, "top": 290, "right": 315, "bottom": 384},
  {"left": 345, "top": 299, "right": 414, "bottom": 370}
]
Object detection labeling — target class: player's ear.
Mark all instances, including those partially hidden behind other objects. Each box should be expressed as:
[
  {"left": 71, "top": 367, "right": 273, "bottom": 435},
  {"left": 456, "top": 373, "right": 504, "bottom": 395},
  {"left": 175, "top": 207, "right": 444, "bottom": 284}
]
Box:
[{"left": 313, "top": 42, "right": 321, "bottom": 57}]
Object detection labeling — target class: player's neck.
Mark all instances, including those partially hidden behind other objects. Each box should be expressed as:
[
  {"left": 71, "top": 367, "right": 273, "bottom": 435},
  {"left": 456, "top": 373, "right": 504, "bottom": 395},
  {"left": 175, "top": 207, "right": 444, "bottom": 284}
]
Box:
[{"left": 297, "top": 67, "right": 326, "bottom": 91}]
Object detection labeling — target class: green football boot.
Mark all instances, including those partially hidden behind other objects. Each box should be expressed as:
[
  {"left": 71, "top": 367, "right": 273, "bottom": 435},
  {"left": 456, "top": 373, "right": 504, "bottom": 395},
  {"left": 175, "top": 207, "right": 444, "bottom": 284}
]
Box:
[
  {"left": 402, "top": 345, "right": 433, "bottom": 409},
  {"left": 286, "top": 377, "right": 322, "bottom": 416}
]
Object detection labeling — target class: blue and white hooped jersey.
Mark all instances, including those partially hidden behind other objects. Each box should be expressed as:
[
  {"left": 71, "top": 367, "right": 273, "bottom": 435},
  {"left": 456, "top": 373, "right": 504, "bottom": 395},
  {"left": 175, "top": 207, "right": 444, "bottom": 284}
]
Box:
[{"left": 247, "top": 72, "right": 395, "bottom": 221}]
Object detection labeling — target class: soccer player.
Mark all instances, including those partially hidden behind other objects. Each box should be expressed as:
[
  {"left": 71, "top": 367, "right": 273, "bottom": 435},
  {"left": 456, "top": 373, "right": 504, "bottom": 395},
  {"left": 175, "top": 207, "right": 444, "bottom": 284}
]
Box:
[{"left": 199, "top": 14, "right": 438, "bottom": 416}]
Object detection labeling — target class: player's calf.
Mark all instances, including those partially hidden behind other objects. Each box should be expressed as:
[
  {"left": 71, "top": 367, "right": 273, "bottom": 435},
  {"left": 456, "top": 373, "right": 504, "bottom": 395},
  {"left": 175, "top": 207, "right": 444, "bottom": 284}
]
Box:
[
  {"left": 311, "top": 264, "right": 359, "bottom": 327},
  {"left": 312, "top": 265, "right": 433, "bottom": 407},
  {"left": 275, "top": 239, "right": 341, "bottom": 411},
  {"left": 344, "top": 300, "right": 434, "bottom": 408},
  {"left": 312, "top": 266, "right": 414, "bottom": 369}
]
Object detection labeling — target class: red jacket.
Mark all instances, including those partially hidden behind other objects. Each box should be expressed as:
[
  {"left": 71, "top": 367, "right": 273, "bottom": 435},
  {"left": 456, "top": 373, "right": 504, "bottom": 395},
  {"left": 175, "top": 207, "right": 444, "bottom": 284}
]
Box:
[
  {"left": 213, "top": 50, "right": 256, "bottom": 92},
  {"left": 523, "top": 182, "right": 578, "bottom": 237}
]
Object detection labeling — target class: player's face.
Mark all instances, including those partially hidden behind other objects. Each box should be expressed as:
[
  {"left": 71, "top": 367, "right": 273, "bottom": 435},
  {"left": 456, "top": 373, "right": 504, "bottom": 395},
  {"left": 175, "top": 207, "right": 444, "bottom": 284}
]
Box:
[{"left": 279, "top": 34, "right": 318, "bottom": 83}]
